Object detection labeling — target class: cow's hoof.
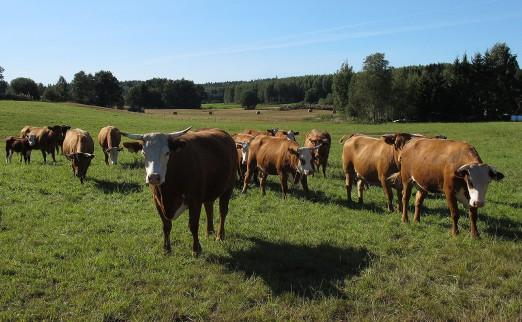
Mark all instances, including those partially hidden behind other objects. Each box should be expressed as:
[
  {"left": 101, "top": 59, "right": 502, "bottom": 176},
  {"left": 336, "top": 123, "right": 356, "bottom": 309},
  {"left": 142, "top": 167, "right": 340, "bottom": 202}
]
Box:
[{"left": 192, "top": 243, "right": 202, "bottom": 257}]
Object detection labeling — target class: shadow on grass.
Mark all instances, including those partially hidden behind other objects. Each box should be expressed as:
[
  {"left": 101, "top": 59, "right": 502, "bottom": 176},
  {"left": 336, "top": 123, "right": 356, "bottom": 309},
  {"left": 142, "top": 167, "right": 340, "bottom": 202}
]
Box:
[
  {"left": 208, "top": 236, "right": 373, "bottom": 299},
  {"left": 92, "top": 179, "right": 143, "bottom": 194},
  {"left": 482, "top": 214, "right": 522, "bottom": 241},
  {"left": 120, "top": 158, "right": 144, "bottom": 169}
]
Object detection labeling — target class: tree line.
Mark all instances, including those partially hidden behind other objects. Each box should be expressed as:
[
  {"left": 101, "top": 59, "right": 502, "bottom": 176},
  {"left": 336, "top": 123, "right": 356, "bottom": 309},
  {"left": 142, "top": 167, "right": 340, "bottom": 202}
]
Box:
[{"left": 0, "top": 69, "right": 205, "bottom": 109}]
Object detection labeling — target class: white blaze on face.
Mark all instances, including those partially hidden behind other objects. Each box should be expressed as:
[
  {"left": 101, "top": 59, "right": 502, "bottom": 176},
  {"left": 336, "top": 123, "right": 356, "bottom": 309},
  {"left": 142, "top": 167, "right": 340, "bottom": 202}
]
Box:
[
  {"left": 286, "top": 130, "right": 298, "bottom": 141},
  {"left": 457, "top": 163, "right": 499, "bottom": 208},
  {"left": 296, "top": 148, "right": 314, "bottom": 176},
  {"left": 142, "top": 133, "right": 171, "bottom": 185},
  {"left": 240, "top": 142, "right": 250, "bottom": 165},
  {"left": 27, "top": 133, "right": 36, "bottom": 146}
]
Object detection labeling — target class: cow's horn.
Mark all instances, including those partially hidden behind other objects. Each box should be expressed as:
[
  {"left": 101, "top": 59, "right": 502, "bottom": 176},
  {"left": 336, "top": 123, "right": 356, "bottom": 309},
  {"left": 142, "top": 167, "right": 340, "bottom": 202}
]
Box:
[
  {"left": 121, "top": 132, "right": 144, "bottom": 140},
  {"left": 169, "top": 127, "right": 192, "bottom": 138}
]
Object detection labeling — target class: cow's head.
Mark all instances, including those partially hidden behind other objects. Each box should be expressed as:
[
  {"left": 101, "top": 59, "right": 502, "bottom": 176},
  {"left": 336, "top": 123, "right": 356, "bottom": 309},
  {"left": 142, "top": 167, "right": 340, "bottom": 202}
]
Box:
[
  {"left": 282, "top": 130, "right": 299, "bottom": 141},
  {"left": 290, "top": 145, "right": 321, "bottom": 176},
  {"left": 105, "top": 146, "right": 124, "bottom": 165},
  {"left": 382, "top": 133, "right": 419, "bottom": 150},
  {"left": 60, "top": 125, "right": 71, "bottom": 136},
  {"left": 235, "top": 141, "right": 250, "bottom": 165},
  {"left": 47, "top": 125, "right": 63, "bottom": 134},
  {"left": 266, "top": 128, "right": 279, "bottom": 136},
  {"left": 121, "top": 127, "right": 191, "bottom": 185},
  {"left": 66, "top": 153, "right": 95, "bottom": 183},
  {"left": 27, "top": 133, "right": 37, "bottom": 146},
  {"left": 455, "top": 163, "right": 504, "bottom": 208}
]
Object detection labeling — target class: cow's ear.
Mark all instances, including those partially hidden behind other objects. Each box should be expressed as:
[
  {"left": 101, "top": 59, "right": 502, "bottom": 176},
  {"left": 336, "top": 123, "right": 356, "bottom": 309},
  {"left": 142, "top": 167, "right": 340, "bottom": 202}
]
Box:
[
  {"left": 282, "top": 131, "right": 288, "bottom": 135},
  {"left": 455, "top": 164, "right": 470, "bottom": 178},
  {"left": 47, "top": 126, "right": 54, "bottom": 131},
  {"left": 288, "top": 148, "right": 298, "bottom": 155},
  {"left": 489, "top": 167, "right": 504, "bottom": 181},
  {"left": 168, "top": 139, "right": 186, "bottom": 152},
  {"left": 235, "top": 143, "right": 243, "bottom": 149},
  {"left": 294, "top": 131, "right": 299, "bottom": 135},
  {"left": 382, "top": 134, "right": 395, "bottom": 145}
]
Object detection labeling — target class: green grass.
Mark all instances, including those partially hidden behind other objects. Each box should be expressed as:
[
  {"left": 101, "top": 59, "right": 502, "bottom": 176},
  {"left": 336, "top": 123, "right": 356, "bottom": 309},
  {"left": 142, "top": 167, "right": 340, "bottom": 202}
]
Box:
[
  {"left": 201, "top": 103, "right": 241, "bottom": 109},
  {"left": 0, "top": 100, "right": 521, "bottom": 321}
]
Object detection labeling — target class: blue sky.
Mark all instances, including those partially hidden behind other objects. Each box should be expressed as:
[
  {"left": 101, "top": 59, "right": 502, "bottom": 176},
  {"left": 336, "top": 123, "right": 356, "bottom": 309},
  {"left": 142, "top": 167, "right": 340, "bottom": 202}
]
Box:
[{"left": 1, "top": 0, "right": 521, "bottom": 84}]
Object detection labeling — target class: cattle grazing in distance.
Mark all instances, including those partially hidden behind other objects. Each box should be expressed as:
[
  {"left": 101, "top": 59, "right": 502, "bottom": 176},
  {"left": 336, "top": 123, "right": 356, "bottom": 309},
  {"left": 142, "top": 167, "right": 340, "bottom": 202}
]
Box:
[
  {"left": 121, "top": 128, "right": 238, "bottom": 256},
  {"left": 396, "top": 138, "right": 504, "bottom": 238},
  {"left": 20, "top": 125, "right": 63, "bottom": 163},
  {"left": 5, "top": 136, "right": 35, "bottom": 163},
  {"left": 275, "top": 129, "right": 300, "bottom": 141},
  {"left": 98, "top": 126, "right": 123, "bottom": 165},
  {"left": 304, "top": 129, "right": 331, "bottom": 177},
  {"left": 340, "top": 133, "right": 420, "bottom": 211},
  {"left": 123, "top": 141, "right": 144, "bottom": 153},
  {"left": 62, "top": 129, "right": 95, "bottom": 184},
  {"left": 232, "top": 133, "right": 255, "bottom": 181},
  {"left": 242, "top": 135, "right": 320, "bottom": 198}
]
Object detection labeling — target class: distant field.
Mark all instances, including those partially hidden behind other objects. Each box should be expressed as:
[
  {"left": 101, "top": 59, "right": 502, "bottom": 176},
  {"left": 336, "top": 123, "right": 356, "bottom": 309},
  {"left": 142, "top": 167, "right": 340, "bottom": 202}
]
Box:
[
  {"left": 0, "top": 100, "right": 521, "bottom": 321},
  {"left": 201, "top": 103, "right": 241, "bottom": 109}
]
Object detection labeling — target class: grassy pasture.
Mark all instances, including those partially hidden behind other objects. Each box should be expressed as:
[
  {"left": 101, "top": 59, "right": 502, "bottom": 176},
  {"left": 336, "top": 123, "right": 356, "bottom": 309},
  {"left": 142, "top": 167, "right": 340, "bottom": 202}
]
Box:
[{"left": 0, "top": 100, "right": 521, "bottom": 321}]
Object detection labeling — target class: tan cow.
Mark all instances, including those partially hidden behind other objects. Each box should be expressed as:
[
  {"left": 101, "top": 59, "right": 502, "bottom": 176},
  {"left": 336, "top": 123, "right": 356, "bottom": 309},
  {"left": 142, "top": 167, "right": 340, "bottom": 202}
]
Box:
[
  {"left": 62, "top": 128, "right": 95, "bottom": 184},
  {"left": 304, "top": 129, "right": 331, "bottom": 177},
  {"left": 241, "top": 135, "right": 320, "bottom": 198},
  {"left": 397, "top": 138, "right": 504, "bottom": 238},
  {"left": 241, "top": 128, "right": 278, "bottom": 137},
  {"left": 121, "top": 128, "right": 237, "bottom": 256},
  {"left": 97, "top": 126, "right": 123, "bottom": 165},
  {"left": 21, "top": 125, "right": 64, "bottom": 163},
  {"left": 341, "top": 133, "right": 419, "bottom": 211},
  {"left": 275, "top": 129, "right": 299, "bottom": 141},
  {"left": 232, "top": 133, "right": 255, "bottom": 180}
]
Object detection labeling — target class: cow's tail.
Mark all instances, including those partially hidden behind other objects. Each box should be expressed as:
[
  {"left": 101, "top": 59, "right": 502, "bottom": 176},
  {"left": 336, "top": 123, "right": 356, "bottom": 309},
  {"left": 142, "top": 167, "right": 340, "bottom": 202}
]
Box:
[{"left": 386, "top": 172, "right": 402, "bottom": 190}]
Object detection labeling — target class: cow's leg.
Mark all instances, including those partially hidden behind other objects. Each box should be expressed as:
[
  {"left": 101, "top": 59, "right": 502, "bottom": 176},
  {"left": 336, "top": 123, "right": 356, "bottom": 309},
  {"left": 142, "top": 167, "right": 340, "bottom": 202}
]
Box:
[
  {"left": 345, "top": 165, "right": 354, "bottom": 203},
  {"left": 278, "top": 172, "right": 288, "bottom": 198},
  {"left": 357, "top": 179, "right": 365, "bottom": 204},
  {"left": 104, "top": 151, "right": 109, "bottom": 165},
  {"left": 300, "top": 174, "right": 309, "bottom": 196},
  {"left": 241, "top": 161, "right": 255, "bottom": 193},
  {"left": 401, "top": 181, "right": 413, "bottom": 223},
  {"left": 380, "top": 175, "right": 394, "bottom": 212},
  {"left": 41, "top": 149, "right": 47, "bottom": 164},
  {"left": 27, "top": 150, "right": 31, "bottom": 163},
  {"left": 6, "top": 150, "right": 12, "bottom": 163},
  {"left": 188, "top": 203, "right": 202, "bottom": 256},
  {"left": 51, "top": 148, "right": 56, "bottom": 162},
  {"left": 443, "top": 187, "right": 460, "bottom": 237},
  {"left": 414, "top": 190, "right": 427, "bottom": 223},
  {"left": 160, "top": 216, "right": 172, "bottom": 253},
  {"left": 468, "top": 207, "right": 479, "bottom": 239},
  {"left": 217, "top": 188, "right": 232, "bottom": 241},
  {"left": 204, "top": 201, "right": 215, "bottom": 237},
  {"left": 260, "top": 170, "right": 268, "bottom": 196}
]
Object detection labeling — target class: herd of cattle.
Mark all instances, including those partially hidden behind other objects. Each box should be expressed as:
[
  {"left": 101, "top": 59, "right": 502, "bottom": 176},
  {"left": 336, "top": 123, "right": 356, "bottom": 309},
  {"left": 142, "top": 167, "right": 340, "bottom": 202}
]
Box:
[{"left": 5, "top": 124, "right": 504, "bottom": 255}]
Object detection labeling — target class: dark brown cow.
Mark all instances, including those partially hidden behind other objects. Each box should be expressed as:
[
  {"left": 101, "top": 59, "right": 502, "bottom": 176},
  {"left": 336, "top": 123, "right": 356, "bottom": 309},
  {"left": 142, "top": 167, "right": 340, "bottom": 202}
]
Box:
[
  {"left": 63, "top": 128, "right": 95, "bottom": 184},
  {"left": 304, "top": 129, "right": 331, "bottom": 177},
  {"left": 241, "top": 135, "right": 319, "bottom": 197},
  {"left": 20, "top": 125, "right": 63, "bottom": 163},
  {"left": 341, "top": 133, "right": 418, "bottom": 211},
  {"left": 398, "top": 138, "right": 504, "bottom": 238},
  {"left": 121, "top": 128, "right": 237, "bottom": 256},
  {"left": 55, "top": 125, "right": 71, "bottom": 154},
  {"left": 241, "top": 128, "right": 278, "bottom": 137},
  {"left": 97, "top": 126, "right": 123, "bottom": 165},
  {"left": 123, "top": 141, "right": 144, "bottom": 153},
  {"left": 5, "top": 136, "right": 33, "bottom": 163}
]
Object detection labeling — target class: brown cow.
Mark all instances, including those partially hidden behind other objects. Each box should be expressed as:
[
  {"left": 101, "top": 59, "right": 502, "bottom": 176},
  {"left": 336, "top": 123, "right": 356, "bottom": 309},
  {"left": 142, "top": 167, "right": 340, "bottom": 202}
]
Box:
[
  {"left": 341, "top": 133, "right": 419, "bottom": 211},
  {"left": 20, "top": 125, "right": 63, "bottom": 163},
  {"left": 275, "top": 129, "right": 299, "bottom": 141},
  {"left": 241, "top": 135, "right": 319, "bottom": 197},
  {"left": 62, "top": 129, "right": 95, "bottom": 184},
  {"left": 123, "top": 141, "right": 144, "bottom": 153},
  {"left": 304, "top": 129, "right": 331, "bottom": 177},
  {"left": 97, "top": 126, "right": 123, "bottom": 165},
  {"left": 5, "top": 136, "right": 34, "bottom": 163},
  {"left": 121, "top": 128, "right": 237, "bottom": 256},
  {"left": 241, "top": 128, "right": 278, "bottom": 137},
  {"left": 55, "top": 125, "right": 71, "bottom": 154},
  {"left": 397, "top": 138, "right": 504, "bottom": 238},
  {"left": 232, "top": 133, "right": 255, "bottom": 180}
]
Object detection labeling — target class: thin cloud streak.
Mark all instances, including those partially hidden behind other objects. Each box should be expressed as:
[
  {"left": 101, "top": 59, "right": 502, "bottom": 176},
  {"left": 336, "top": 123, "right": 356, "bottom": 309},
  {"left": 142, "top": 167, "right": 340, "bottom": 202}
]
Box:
[{"left": 145, "top": 12, "right": 520, "bottom": 65}]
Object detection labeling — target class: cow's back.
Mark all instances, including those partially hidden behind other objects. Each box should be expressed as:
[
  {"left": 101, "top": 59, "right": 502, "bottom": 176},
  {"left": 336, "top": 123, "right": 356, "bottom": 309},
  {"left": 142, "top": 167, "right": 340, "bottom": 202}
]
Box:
[
  {"left": 342, "top": 135, "right": 395, "bottom": 182},
  {"left": 63, "top": 129, "right": 94, "bottom": 155},
  {"left": 98, "top": 126, "right": 121, "bottom": 149},
  {"left": 250, "top": 136, "right": 297, "bottom": 174}
]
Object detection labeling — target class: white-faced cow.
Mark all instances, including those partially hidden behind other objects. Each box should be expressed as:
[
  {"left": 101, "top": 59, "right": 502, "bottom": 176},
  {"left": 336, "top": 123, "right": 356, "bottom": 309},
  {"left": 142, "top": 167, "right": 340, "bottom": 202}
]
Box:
[
  {"left": 97, "top": 126, "right": 123, "bottom": 165},
  {"left": 241, "top": 135, "right": 320, "bottom": 198},
  {"left": 121, "top": 127, "right": 238, "bottom": 256},
  {"left": 5, "top": 136, "right": 34, "bottom": 163},
  {"left": 62, "top": 129, "right": 95, "bottom": 184},
  {"left": 304, "top": 129, "right": 331, "bottom": 177},
  {"left": 232, "top": 133, "right": 255, "bottom": 180},
  {"left": 398, "top": 138, "right": 504, "bottom": 238},
  {"left": 275, "top": 129, "right": 299, "bottom": 141}
]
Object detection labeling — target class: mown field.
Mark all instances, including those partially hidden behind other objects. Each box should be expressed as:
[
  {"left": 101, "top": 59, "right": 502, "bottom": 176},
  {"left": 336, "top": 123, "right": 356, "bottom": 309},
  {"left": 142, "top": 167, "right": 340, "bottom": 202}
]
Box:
[{"left": 0, "top": 101, "right": 521, "bottom": 321}]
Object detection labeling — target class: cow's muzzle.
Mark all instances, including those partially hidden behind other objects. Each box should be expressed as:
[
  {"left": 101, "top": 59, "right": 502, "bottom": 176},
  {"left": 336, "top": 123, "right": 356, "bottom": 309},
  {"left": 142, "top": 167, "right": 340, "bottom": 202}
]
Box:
[
  {"left": 470, "top": 200, "right": 485, "bottom": 208},
  {"left": 148, "top": 173, "right": 161, "bottom": 185}
]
